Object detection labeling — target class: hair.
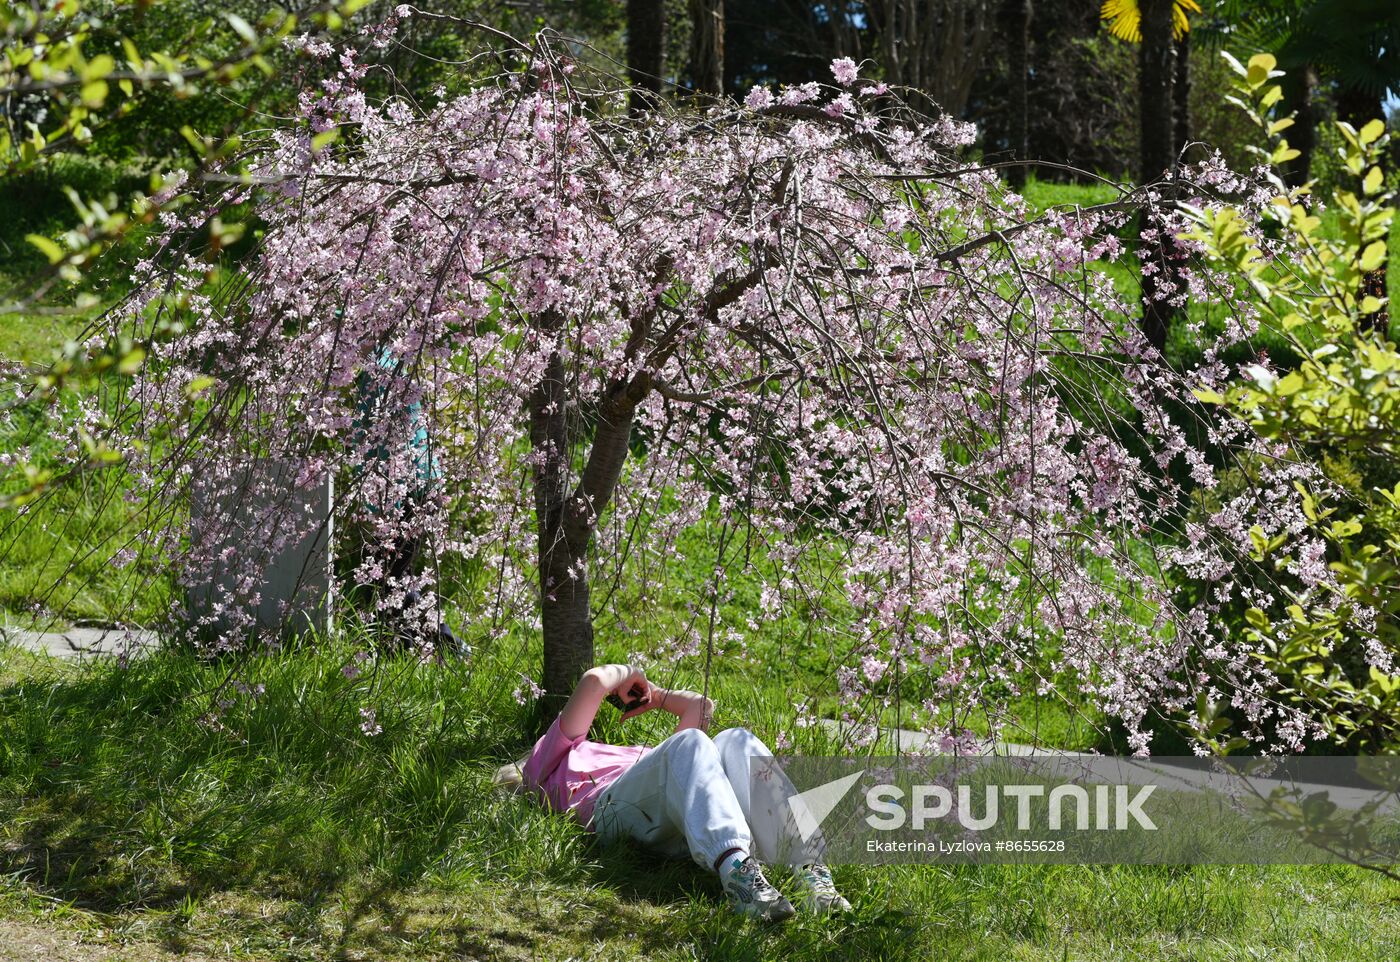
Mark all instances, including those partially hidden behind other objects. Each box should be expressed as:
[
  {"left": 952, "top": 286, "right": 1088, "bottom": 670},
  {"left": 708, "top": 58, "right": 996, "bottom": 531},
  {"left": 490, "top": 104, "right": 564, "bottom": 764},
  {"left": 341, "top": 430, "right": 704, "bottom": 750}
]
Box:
[{"left": 492, "top": 754, "right": 532, "bottom": 795}]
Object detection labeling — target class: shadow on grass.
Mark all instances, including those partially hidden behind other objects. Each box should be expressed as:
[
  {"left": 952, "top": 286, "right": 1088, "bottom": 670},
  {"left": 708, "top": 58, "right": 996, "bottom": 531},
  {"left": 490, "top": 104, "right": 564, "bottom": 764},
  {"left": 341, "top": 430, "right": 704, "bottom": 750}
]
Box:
[
  {"left": 0, "top": 645, "right": 535, "bottom": 908},
  {"left": 0, "top": 646, "right": 937, "bottom": 960}
]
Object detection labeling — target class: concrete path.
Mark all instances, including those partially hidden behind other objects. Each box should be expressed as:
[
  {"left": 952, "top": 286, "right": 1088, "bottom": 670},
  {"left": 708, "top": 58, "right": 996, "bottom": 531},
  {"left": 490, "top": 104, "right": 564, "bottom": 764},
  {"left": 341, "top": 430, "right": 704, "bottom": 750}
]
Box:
[{"left": 0, "top": 625, "right": 160, "bottom": 660}]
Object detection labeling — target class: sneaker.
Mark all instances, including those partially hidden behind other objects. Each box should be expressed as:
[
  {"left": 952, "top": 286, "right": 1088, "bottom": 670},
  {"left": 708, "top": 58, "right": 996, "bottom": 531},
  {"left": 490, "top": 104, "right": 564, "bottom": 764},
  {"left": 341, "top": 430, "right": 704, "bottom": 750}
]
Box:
[
  {"left": 794, "top": 863, "right": 851, "bottom": 914},
  {"left": 722, "top": 855, "right": 796, "bottom": 922}
]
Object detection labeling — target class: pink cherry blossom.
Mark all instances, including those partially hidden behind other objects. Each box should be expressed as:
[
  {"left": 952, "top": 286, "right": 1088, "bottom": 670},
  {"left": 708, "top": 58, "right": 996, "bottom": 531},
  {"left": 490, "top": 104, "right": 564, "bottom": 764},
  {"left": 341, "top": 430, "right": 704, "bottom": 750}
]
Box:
[
  {"left": 830, "top": 57, "right": 859, "bottom": 85},
  {"left": 60, "top": 26, "right": 1330, "bottom": 755}
]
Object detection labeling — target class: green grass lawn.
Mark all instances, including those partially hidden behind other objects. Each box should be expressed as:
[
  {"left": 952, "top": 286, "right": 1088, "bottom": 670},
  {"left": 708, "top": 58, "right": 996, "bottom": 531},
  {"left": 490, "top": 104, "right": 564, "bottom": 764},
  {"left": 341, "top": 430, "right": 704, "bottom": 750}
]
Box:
[{"left": 0, "top": 642, "right": 1395, "bottom": 962}]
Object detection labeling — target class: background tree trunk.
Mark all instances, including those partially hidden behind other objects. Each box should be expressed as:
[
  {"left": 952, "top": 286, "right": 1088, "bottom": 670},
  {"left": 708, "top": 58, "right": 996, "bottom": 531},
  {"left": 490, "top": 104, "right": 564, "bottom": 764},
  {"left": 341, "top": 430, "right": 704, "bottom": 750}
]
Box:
[
  {"left": 1138, "top": 0, "right": 1175, "bottom": 183},
  {"left": 867, "top": 0, "right": 995, "bottom": 118},
  {"left": 627, "top": 0, "right": 666, "bottom": 114},
  {"left": 1172, "top": 31, "right": 1190, "bottom": 159},
  {"left": 1004, "top": 0, "right": 1032, "bottom": 189},
  {"left": 1280, "top": 65, "right": 1317, "bottom": 189},
  {"left": 688, "top": 0, "right": 724, "bottom": 97},
  {"left": 1138, "top": 0, "right": 1176, "bottom": 353}
]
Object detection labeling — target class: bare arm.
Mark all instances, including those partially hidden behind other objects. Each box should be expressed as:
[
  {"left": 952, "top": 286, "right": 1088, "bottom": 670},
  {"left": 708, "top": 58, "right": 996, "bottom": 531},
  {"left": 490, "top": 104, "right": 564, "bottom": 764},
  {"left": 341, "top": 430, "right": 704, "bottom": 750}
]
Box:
[
  {"left": 557, "top": 663, "right": 647, "bottom": 739},
  {"left": 651, "top": 687, "right": 715, "bottom": 733}
]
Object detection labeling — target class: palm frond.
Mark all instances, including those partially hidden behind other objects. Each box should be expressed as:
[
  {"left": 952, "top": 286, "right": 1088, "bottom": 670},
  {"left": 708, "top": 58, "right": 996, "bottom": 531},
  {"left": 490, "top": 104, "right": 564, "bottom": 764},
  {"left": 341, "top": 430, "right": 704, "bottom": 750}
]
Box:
[{"left": 1101, "top": 0, "right": 1203, "bottom": 44}]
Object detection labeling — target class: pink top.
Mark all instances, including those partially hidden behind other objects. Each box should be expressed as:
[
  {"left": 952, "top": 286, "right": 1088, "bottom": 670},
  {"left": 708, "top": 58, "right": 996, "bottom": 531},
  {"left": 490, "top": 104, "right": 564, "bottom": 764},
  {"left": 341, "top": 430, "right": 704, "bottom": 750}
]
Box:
[{"left": 521, "top": 715, "right": 651, "bottom": 827}]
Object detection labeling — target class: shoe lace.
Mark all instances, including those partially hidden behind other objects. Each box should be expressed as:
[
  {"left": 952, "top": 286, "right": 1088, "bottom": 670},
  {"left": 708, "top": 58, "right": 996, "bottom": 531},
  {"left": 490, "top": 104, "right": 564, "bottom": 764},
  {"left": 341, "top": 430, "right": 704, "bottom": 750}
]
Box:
[
  {"left": 733, "top": 856, "right": 779, "bottom": 897},
  {"left": 802, "top": 863, "right": 835, "bottom": 891}
]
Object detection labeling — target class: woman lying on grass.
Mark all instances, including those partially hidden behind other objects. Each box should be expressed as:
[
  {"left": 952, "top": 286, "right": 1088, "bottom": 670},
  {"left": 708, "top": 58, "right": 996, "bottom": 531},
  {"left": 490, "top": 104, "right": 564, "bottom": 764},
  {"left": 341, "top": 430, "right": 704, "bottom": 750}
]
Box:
[{"left": 496, "top": 663, "right": 851, "bottom": 922}]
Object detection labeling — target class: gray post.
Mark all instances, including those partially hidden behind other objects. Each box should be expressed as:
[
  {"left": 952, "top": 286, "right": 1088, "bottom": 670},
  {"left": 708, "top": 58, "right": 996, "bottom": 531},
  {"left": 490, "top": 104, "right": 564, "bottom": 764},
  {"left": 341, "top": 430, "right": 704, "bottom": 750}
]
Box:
[{"left": 186, "top": 457, "right": 334, "bottom": 642}]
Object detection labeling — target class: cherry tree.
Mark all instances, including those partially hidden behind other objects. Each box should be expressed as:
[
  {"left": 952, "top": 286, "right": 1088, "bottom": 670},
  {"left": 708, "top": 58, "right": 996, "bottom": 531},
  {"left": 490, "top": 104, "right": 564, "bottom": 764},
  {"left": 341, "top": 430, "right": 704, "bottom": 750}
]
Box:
[{"left": 62, "top": 20, "right": 1325, "bottom": 752}]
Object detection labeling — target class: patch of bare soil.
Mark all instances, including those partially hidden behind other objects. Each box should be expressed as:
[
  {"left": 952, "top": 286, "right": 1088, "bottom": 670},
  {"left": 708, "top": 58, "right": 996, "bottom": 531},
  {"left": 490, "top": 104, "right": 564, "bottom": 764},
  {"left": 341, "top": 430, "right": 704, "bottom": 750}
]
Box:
[{"left": 0, "top": 918, "right": 235, "bottom": 962}]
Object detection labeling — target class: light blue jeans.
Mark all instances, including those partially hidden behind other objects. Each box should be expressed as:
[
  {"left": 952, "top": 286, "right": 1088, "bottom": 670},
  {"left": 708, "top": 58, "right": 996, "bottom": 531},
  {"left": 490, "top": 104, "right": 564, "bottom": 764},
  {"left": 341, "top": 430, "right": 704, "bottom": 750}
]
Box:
[{"left": 590, "top": 727, "right": 823, "bottom": 872}]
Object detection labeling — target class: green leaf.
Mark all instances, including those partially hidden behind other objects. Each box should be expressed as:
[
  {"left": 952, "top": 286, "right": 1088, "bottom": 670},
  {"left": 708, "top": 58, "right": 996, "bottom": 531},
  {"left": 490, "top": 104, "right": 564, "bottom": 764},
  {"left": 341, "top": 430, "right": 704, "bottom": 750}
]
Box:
[
  {"left": 1192, "top": 387, "right": 1227, "bottom": 405},
  {"left": 117, "top": 346, "right": 146, "bottom": 375},
  {"left": 180, "top": 125, "right": 207, "bottom": 156},
  {"left": 311, "top": 127, "right": 340, "bottom": 153},
  {"left": 121, "top": 37, "right": 143, "bottom": 70},
  {"left": 1358, "top": 119, "right": 1386, "bottom": 145},
  {"left": 1360, "top": 241, "right": 1386, "bottom": 272},
  {"left": 80, "top": 79, "right": 108, "bottom": 107},
  {"left": 1329, "top": 518, "right": 1362, "bottom": 539},
  {"left": 224, "top": 13, "right": 258, "bottom": 43},
  {"left": 1370, "top": 666, "right": 1400, "bottom": 695},
  {"left": 1363, "top": 165, "right": 1384, "bottom": 195},
  {"left": 80, "top": 54, "right": 114, "bottom": 81},
  {"left": 1246, "top": 364, "right": 1277, "bottom": 391},
  {"left": 25, "top": 233, "right": 64, "bottom": 263},
  {"left": 1246, "top": 53, "right": 1277, "bottom": 87}
]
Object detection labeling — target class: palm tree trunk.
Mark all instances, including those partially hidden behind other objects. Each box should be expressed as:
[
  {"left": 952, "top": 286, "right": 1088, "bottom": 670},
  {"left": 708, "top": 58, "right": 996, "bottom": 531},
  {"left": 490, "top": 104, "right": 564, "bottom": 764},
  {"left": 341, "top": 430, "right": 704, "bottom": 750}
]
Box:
[
  {"left": 1138, "top": 0, "right": 1175, "bottom": 182},
  {"left": 1172, "top": 31, "right": 1190, "bottom": 159},
  {"left": 1280, "top": 65, "right": 1316, "bottom": 189},
  {"left": 1138, "top": 0, "right": 1176, "bottom": 353}
]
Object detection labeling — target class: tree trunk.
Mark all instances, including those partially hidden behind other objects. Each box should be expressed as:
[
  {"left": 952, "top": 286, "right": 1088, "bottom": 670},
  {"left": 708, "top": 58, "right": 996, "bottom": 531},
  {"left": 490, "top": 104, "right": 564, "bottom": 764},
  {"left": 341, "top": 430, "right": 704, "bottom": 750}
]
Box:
[
  {"left": 1138, "top": 0, "right": 1177, "bottom": 353},
  {"left": 528, "top": 345, "right": 589, "bottom": 705},
  {"left": 1138, "top": 0, "right": 1175, "bottom": 183},
  {"left": 1004, "top": 0, "right": 1032, "bottom": 189},
  {"left": 868, "top": 0, "right": 995, "bottom": 119},
  {"left": 1172, "top": 31, "right": 1190, "bottom": 160},
  {"left": 627, "top": 0, "right": 666, "bottom": 114},
  {"left": 688, "top": 0, "right": 724, "bottom": 97},
  {"left": 529, "top": 322, "right": 653, "bottom": 704},
  {"left": 1280, "top": 65, "right": 1316, "bottom": 189}
]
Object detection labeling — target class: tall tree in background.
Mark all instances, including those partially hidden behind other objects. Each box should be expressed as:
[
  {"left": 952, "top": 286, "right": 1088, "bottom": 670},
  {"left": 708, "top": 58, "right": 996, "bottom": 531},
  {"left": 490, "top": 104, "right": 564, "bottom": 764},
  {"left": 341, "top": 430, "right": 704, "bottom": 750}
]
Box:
[
  {"left": 627, "top": 0, "right": 666, "bottom": 112},
  {"left": 1002, "top": 0, "right": 1033, "bottom": 188},
  {"left": 688, "top": 0, "right": 724, "bottom": 96},
  {"left": 1173, "top": 30, "right": 1190, "bottom": 155},
  {"left": 1103, "top": 0, "right": 1199, "bottom": 352},
  {"left": 1101, "top": 0, "right": 1200, "bottom": 179},
  {"left": 1278, "top": 65, "right": 1318, "bottom": 188},
  {"left": 1205, "top": 2, "right": 1316, "bottom": 185},
  {"left": 1138, "top": 0, "right": 1175, "bottom": 352},
  {"left": 866, "top": 0, "right": 996, "bottom": 118},
  {"left": 723, "top": 0, "right": 864, "bottom": 94},
  {"left": 1294, "top": 0, "right": 1400, "bottom": 130}
]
